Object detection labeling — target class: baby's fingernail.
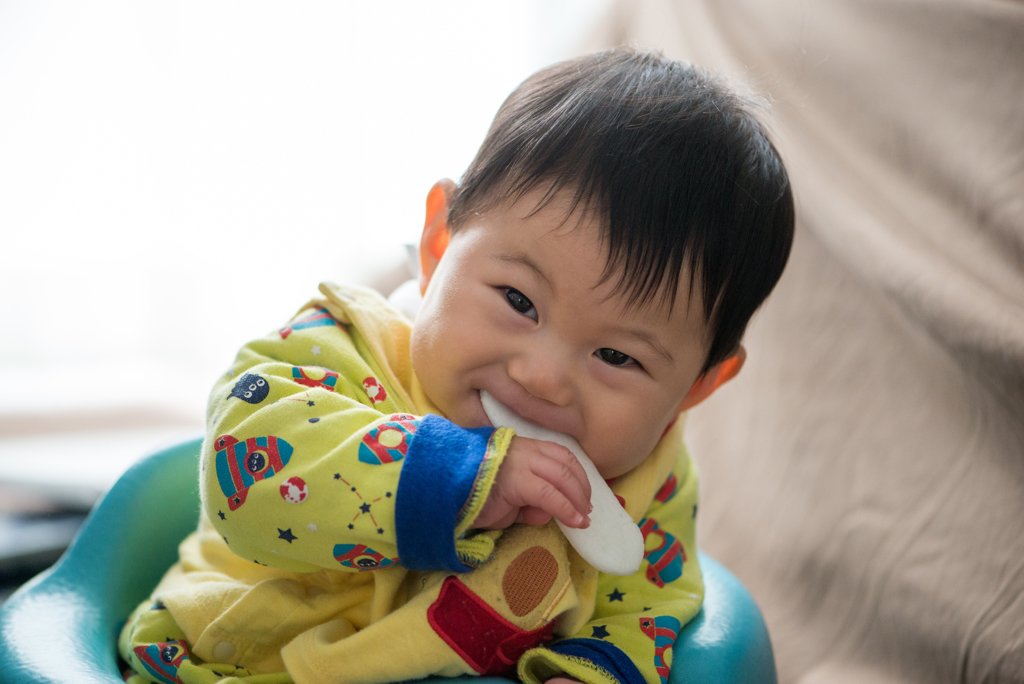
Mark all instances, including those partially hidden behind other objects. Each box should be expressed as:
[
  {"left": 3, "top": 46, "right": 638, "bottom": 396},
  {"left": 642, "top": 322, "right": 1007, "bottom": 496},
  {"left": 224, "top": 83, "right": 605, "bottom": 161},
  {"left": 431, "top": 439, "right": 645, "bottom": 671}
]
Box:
[
  {"left": 588, "top": 503, "right": 594, "bottom": 513},
  {"left": 579, "top": 514, "right": 590, "bottom": 528}
]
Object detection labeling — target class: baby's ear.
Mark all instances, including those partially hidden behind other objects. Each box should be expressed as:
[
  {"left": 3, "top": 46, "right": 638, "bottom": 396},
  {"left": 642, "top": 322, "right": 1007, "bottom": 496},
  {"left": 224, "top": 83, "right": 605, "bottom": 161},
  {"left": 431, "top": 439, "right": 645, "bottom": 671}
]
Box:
[
  {"left": 419, "top": 179, "right": 457, "bottom": 295},
  {"left": 677, "top": 346, "right": 746, "bottom": 412}
]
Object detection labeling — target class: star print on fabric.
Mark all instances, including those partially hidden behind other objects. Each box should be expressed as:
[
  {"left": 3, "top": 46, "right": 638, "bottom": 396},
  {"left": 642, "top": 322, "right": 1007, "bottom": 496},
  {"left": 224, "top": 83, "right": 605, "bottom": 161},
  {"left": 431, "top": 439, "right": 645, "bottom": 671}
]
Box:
[
  {"left": 644, "top": 607, "right": 651, "bottom": 611},
  {"left": 278, "top": 528, "right": 298, "bottom": 543},
  {"left": 334, "top": 474, "right": 388, "bottom": 533},
  {"left": 307, "top": 400, "right": 315, "bottom": 407},
  {"left": 222, "top": 536, "right": 229, "bottom": 545},
  {"left": 693, "top": 504, "right": 698, "bottom": 518},
  {"left": 254, "top": 560, "right": 267, "bottom": 566},
  {"left": 308, "top": 523, "right": 318, "bottom": 531},
  {"left": 311, "top": 345, "right": 321, "bottom": 356},
  {"left": 607, "top": 588, "right": 625, "bottom": 602},
  {"left": 377, "top": 528, "right": 384, "bottom": 534},
  {"left": 218, "top": 510, "right": 225, "bottom": 520},
  {"left": 348, "top": 523, "right": 354, "bottom": 529},
  {"left": 591, "top": 625, "right": 610, "bottom": 639},
  {"left": 309, "top": 418, "right": 319, "bottom": 423}
]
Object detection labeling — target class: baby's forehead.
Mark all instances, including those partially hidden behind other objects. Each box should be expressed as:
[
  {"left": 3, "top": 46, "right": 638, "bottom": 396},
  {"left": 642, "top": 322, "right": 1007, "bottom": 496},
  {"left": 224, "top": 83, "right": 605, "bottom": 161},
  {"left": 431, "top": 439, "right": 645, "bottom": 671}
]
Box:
[{"left": 470, "top": 186, "right": 705, "bottom": 311}]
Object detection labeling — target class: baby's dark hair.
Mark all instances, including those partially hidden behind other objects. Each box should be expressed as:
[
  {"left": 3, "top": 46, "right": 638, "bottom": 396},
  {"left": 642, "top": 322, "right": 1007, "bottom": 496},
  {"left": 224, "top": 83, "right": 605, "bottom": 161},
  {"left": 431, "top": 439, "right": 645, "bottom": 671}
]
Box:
[{"left": 447, "top": 47, "right": 794, "bottom": 374}]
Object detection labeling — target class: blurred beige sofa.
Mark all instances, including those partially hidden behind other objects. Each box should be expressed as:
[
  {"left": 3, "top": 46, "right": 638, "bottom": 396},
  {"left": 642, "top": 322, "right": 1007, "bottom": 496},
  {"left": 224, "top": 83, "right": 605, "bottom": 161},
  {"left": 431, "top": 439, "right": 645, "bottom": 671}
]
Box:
[{"left": 589, "top": 1, "right": 1024, "bottom": 682}]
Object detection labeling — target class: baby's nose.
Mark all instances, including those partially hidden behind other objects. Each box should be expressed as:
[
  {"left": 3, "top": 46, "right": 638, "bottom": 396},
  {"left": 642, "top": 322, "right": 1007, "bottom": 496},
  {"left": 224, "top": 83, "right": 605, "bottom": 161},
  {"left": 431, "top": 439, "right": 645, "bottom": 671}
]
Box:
[{"left": 507, "top": 351, "right": 573, "bottom": 407}]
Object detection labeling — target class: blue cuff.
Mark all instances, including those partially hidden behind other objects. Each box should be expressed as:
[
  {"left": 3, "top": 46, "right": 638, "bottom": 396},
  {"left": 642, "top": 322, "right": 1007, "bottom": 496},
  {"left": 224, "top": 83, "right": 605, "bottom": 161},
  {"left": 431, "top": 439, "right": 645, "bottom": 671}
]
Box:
[
  {"left": 395, "top": 414, "right": 495, "bottom": 572},
  {"left": 549, "top": 638, "right": 646, "bottom": 684}
]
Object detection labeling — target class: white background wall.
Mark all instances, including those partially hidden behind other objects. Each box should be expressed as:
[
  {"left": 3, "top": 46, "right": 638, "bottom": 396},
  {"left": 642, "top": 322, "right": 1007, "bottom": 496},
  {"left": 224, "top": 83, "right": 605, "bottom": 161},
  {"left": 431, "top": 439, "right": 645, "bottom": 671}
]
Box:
[{"left": 0, "top": 1, "right": 611, "bottom": 429}]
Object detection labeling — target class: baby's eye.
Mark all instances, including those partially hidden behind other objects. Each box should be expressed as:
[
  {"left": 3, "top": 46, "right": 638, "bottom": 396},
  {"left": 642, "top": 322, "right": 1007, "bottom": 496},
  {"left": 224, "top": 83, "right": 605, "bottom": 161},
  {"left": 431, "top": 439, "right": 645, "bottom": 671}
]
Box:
[
  {"left": 503, "top": 288, "right": 538, "bottom": 320},
  {"left": 597, "top": 348, "right": 639, "bottom": 368}
]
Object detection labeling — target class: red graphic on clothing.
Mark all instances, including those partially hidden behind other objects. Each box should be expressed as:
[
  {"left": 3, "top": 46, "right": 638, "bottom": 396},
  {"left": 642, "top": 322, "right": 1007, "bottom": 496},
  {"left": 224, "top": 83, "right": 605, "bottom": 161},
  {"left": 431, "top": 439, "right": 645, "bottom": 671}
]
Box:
[
  {"left": 654, "top": 473, "right": 678, "bottom": 503},
  {"left": 280, "top": 477, "right": 308, "bottom": 503},
  {"left": 292, "top": 366, "right": 339, "bottom": 391},
  {"left": 639, "top": 518, "right": 686, "bottom": 588},
  {"left": 427, "top": 576, "right": 555, "bottom": 677},
  {"left": 359, "top": 415, "right": 419, "bottom": 465},
  {"left": 362, "top": 376, "right": 387, "bottom": 404},
  {"left": 639, "top": 616, "right": 681, "bottom": 684}
]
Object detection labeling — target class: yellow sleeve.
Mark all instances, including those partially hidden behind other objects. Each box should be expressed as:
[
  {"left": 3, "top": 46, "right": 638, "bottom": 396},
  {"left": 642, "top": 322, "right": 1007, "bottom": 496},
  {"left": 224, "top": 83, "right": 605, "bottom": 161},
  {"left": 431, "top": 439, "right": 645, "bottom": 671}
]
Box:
[
  {"left": 203, "top": 305, "right": 510, "bottom": 574},
  {"left": 519, "top": 451, "right": 703, "bottom": 684}
]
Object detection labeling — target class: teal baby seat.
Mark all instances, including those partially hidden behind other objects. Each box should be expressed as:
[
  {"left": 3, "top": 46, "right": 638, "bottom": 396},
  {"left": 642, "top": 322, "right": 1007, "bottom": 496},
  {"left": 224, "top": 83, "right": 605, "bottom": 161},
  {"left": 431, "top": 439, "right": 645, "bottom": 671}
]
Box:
[{"left": 0, "top": 436, "right": 776, "bottom": 684}]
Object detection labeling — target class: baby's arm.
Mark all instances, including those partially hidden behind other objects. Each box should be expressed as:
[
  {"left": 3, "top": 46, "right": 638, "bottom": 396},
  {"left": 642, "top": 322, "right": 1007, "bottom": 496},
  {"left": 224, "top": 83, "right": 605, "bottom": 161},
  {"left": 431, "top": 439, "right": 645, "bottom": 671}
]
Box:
[{"left": 203, "top": 305, "right": 520, "bottom": 574}]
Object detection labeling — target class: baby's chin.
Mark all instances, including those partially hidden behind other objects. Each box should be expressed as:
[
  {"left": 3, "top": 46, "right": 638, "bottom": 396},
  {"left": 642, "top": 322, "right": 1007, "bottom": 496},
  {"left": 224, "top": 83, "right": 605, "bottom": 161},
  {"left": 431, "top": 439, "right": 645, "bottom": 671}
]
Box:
[{"left": 587, "top": 445, "right": 652, "bottom": 481}]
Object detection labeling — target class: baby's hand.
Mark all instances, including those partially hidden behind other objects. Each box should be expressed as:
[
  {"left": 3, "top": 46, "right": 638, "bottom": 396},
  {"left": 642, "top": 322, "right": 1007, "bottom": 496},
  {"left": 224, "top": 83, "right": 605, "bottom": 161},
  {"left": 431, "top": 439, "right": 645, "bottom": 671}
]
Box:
[{"left": 472, "top": 436, "right": 592, "bottom": 530}]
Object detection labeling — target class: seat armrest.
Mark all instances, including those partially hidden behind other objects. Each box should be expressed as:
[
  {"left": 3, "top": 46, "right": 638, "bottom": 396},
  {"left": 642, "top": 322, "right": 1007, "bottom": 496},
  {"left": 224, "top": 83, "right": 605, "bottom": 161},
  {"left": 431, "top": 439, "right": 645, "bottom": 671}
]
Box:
[{"left": 0, "top": 435, "right": 203, "bottom": 684}]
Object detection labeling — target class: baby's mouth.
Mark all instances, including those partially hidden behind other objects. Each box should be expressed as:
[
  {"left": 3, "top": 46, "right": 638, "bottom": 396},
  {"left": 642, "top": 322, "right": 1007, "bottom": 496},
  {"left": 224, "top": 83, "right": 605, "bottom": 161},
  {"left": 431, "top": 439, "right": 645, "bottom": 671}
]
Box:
[{"left": 482, "top": 388, "right": 572, "bottom": 438}]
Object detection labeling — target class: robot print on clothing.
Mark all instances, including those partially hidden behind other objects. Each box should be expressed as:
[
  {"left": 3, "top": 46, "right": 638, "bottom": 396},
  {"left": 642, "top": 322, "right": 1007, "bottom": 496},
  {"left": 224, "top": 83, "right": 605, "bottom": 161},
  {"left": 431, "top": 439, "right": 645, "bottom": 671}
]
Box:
[
  {"left": 214, "top": 434, "right": 294, "bottom": 511},
  {"left": 229, "top": 373, "right": 269, "bottom": 404},
  {"left": 358, "top": 414, "right": 419, "bottom": 465},
  {"left": 639, "top": 517, "right": 686, "bottom": 588}
]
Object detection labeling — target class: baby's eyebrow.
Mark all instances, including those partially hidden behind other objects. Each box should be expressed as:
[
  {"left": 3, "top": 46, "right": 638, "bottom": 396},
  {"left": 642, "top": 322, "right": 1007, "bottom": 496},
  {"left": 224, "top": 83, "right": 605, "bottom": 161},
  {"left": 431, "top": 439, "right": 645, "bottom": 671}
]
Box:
[
  {"left": 623, "top": 327, "right": 675, "bottom": 365},
  {"left": 493, "top": 252, "right": 552, "bottom": 289}
]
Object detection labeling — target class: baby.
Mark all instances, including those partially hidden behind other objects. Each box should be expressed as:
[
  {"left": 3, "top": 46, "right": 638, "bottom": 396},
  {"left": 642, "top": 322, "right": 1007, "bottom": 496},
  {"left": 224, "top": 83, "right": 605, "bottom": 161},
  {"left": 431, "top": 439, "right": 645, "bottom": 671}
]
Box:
[{"left": 119, "top": 47, "right": 794, "bottom": 684}]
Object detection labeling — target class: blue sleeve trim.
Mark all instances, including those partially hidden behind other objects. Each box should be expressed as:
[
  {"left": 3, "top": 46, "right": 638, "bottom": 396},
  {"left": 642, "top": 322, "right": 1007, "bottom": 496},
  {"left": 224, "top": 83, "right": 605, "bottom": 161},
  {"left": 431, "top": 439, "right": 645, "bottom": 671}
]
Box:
[
  {"left": 549, "top": 638, "right": 646, "bottom": 684},
  {"left": 395, "top": 414, "right": 495, "bottom": 572}
]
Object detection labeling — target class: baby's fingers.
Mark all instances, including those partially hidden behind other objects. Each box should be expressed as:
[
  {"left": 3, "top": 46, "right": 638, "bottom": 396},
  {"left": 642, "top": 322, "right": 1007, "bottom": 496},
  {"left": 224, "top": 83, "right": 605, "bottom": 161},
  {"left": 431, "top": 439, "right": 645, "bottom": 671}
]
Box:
[
  {"left": 516, "top": 506, "right": 552, "bottom": 527},
  {"left": 520, "top": 467, "right": 590, "bottom": 529},
  {"left": 531, "top": 443, "right": 592, "bottom": 520}
]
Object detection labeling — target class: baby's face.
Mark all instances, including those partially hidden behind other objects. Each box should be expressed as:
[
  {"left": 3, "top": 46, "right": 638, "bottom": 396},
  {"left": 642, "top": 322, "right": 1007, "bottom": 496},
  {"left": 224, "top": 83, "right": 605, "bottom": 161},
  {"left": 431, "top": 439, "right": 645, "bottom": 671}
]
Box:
[{"left": 411, "top": 187, "right": 713, "bottom": 479}]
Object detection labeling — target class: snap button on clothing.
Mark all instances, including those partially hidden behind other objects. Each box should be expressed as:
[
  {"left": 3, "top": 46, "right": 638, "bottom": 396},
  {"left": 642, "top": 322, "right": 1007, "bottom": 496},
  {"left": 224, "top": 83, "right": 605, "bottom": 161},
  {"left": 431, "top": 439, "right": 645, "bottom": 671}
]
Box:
[{"left": 213, "top": 641, "right": 235, "bottom": 661}]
